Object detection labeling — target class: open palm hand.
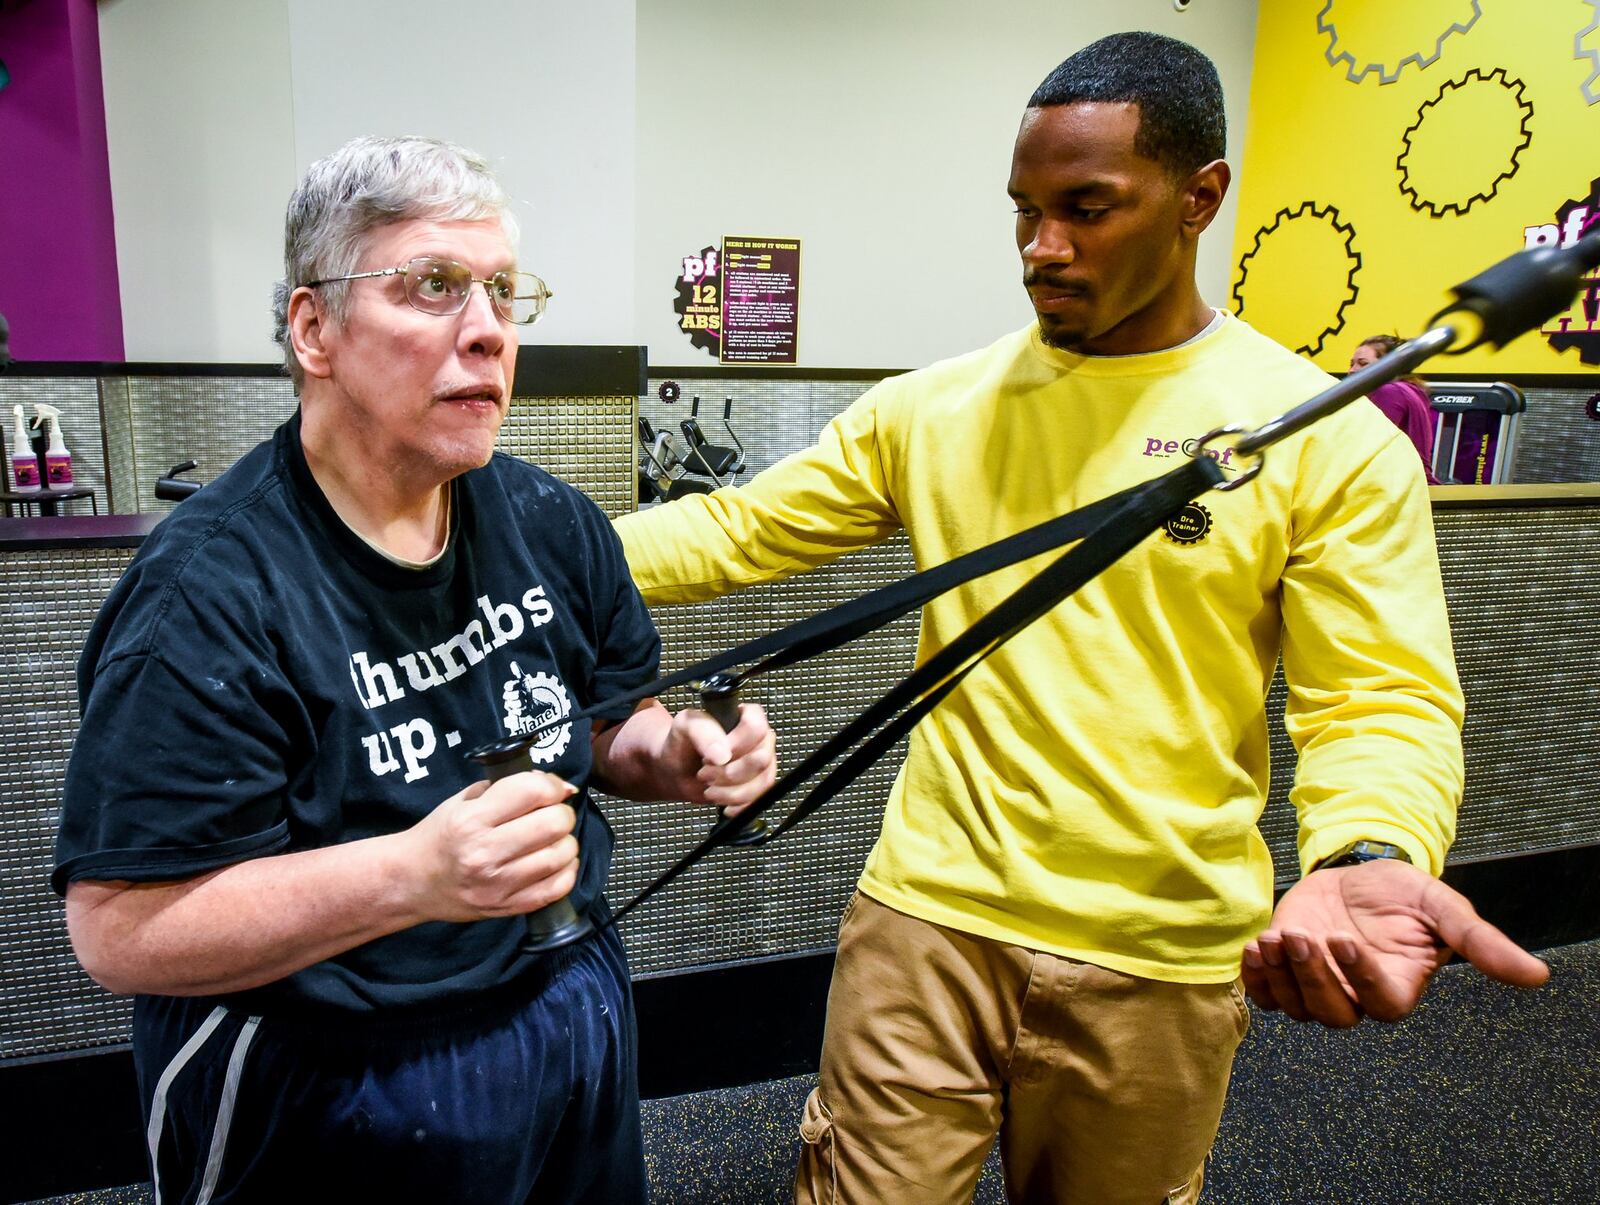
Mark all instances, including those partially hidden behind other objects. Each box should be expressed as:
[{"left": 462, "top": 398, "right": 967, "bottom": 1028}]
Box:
[{"left": 1242, "top": 858, "right": 1549, "bottom": 1027}]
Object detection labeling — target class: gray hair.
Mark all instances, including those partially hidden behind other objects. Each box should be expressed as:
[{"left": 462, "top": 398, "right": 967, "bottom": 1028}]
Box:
[{"left": 271, "top": 136, "right": 518, "bottom": 387}]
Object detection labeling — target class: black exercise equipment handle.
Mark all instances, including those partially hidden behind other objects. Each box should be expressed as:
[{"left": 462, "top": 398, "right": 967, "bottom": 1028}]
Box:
[
  {"left": 154, "top": 460, "right": 202, "bottom": 502},
  {"left": 1430, "top": 233, "right": 1600, "bottom": 353},
  {"left": 699, "top": 672, "right": 773, "bottom": 848},
  {"left": 1224, "top": 235, "right": 1600, "bottom": 464},
  {"left": 468, "top": 738, "right": 595, "bottom": 953}
]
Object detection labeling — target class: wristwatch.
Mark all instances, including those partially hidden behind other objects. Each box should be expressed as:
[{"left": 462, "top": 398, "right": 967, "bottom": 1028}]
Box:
[{"left": 1315, "top": 839, "right": 1413, "bottom": 870}]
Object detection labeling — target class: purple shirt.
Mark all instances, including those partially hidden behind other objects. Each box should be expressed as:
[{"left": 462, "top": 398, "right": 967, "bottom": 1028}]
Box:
[{"left": 1368, "top": 380, "right": 1440, "bottom": 484}]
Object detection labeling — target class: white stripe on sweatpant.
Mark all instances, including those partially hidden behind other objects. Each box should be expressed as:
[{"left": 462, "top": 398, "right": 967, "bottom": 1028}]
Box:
[
  {"left": 195, "top": 1015, "right": 261, "bottom": 1205},
  {"left": 148, "top": 1005, "right": 227, "bottom": 1205}
]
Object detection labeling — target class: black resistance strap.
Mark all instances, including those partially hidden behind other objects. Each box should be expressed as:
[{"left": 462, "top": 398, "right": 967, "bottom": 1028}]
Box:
[
  {"left": 474, "top": 454, "right": 1224, "bottom": 926},
  {"left": 607, "top": 453, "right": 1224, "bottom": 923}
]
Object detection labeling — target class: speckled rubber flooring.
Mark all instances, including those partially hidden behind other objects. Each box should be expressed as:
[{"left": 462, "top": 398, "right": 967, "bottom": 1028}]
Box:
[{"left": 21, "top": 939, "right": 1598, "bottom": 1204}]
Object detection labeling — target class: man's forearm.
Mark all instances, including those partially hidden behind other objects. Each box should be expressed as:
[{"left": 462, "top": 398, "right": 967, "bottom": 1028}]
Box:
[
  {"left": 590, "top": 701, "right": 688, "bottom": 802},
  {"left": 65, "top": 831, "right": 430, "bottom": 997},
  {"left": 614, "top": 394, "right": 903, "bottom": 605}
]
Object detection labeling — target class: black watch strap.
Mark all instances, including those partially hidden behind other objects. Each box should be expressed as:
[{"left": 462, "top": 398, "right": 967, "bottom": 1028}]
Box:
[{"left": 1315, "top": 839, "right": 1414, "bottom": 871}]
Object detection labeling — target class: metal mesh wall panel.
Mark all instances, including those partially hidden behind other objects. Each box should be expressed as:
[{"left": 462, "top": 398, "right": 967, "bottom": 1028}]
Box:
[
  {"left": 648, "top": 377, "right": 1600, "bottom": 490},
  {"left": 617, "top": 377, "right": 899, "bottom": 973},
  {"left": 117, "top": 379, "right": 634, "bottom": 517},
  {"left": 497, "top": 396, "right": 636, "bottom": 518},
  {"left": 0, "top": 389, "right": 646, "bottom": 1058},
  {"left": 0, "top": 378, "right": 107, "bottom": 513},
  {"left": 1501, "top": 385, "right": 1600, "bottom": 484},
  {"left": 6, "top": 374, "right": 1598, "bottom": 1059},
  {"left": 641, "top": 377, "right": 880, "bottom": 482},
  {"left": 98, "top": 380, "right": 135, "bottom": 515},
  {"left": 125, "top": 377, "right": 296, "bottom": 513},
  {"left": 0, "top": 548, "right": 138, "bottom": 1058}
]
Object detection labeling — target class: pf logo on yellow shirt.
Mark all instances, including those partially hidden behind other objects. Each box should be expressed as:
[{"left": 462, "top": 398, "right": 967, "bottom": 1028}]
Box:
[{"left": 1162, "top": 502, "right": 1212, "bottom": 546}]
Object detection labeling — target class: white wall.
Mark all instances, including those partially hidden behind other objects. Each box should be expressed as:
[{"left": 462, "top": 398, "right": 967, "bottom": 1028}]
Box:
[
  {"left": 637, "top": 0, "right": 1262, "bottom": 369},
  {"left": 100, "top": 0, "right": 297, "bottom": 363},
  {"left": 100, "top": 1, "right": 1259, "bottom": 368},
  {"left": 100, "top": 0, "right": 635, "bottom": 362},
  {"left": 282, "top": 0, "right": 635, "bottom": 356}
]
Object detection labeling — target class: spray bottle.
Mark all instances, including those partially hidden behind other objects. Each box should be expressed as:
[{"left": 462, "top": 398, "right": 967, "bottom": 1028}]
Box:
[
  {"left": 10, "top": 404, "right": 40, "bottom": 492},
  {"left": 33, "top": 403, "right": 72, "bottom": 486}
]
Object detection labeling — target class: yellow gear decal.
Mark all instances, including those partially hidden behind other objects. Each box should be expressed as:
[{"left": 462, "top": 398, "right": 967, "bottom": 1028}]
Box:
[
  {"left": 1398, "top": 69, "right": 1534, "bottom": 217},
  {"left": 1234, "top": 3, "right": 1597, "bottom": 372},
  {"left": 1233, "top": 202, "right": 1361, "bottom": 358}
]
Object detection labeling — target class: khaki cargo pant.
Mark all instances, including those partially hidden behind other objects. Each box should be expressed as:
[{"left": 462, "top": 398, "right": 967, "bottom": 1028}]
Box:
[{"left": 795, "top": 892, "right": 1250, "bottom": 1205}]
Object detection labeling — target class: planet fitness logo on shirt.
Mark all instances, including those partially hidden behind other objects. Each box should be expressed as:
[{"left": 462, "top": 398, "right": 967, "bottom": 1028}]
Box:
[
  {"left": 1140, "top": 434, "right": 1239, "bottom": 468},
  {"left": 502, "top": 665, "right": 573, "bottom": 763},
  {"left": 1162, "top": 502, "right": 1213, "bottom": 546}
]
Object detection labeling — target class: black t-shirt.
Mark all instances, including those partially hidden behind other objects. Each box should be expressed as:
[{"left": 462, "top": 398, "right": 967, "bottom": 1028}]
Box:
[{"left": 54, "top": 412, "right": 660, "bottom": 1014}]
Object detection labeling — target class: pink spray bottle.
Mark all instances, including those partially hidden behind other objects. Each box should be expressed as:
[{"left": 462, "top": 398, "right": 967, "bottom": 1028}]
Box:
[{"left": 10, "top": 404, "right": 40, "bottom": 492}]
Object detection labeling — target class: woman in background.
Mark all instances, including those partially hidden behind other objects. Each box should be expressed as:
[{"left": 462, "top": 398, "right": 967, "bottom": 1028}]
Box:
[{"left": 1350, "top": 334, "right": 1441, "bottom": 483}]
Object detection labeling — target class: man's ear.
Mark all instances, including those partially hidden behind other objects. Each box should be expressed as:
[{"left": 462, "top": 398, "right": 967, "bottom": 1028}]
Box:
[
  {"left": 287, "top": 287, "right": 333, "bottom": 381},
  {"left": 1180, "top": 159, "right": 1231, "bottom": 238}
]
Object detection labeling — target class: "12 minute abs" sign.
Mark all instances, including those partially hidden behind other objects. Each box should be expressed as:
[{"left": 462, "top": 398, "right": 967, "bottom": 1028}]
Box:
[{"left": 673, "top": 237, "right": 801, "bottom": 364}]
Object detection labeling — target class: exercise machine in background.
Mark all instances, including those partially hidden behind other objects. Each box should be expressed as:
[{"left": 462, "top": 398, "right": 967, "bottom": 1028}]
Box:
[
  {"left": 637, "top": 395, "right": 748, "bottom": 504},
  {"left": 1428, "top": 382, "right": 1526, "bottom": 485}
]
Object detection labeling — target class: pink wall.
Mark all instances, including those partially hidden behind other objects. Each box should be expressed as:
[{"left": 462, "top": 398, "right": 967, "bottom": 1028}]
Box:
[{"left": 0, "top": 0, "right": 123, "bottom": 361}]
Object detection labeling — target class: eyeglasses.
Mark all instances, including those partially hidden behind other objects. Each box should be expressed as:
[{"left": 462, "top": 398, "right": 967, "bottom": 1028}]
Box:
[{"left": 303, "top": 256, "right": 553, "bottom": 325}]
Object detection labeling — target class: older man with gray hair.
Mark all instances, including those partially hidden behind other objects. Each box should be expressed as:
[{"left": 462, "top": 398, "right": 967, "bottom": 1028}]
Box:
[{"left": 53, "top": 136, "right": 775, "bottom": 1203}]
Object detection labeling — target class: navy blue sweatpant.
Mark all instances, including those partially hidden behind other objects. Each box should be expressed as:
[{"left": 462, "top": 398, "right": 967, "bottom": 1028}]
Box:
[{"left": 132, "top": 922, "right": 645, "bottom": 1204}]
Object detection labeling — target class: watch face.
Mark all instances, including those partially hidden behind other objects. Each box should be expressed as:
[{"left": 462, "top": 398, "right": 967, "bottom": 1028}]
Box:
[
  {"left": 1321, "top": 840, "right": 1412, "bottom": 870},
  {"left": 1351, "top": 841, "right": 1409, "bottom": 862}
]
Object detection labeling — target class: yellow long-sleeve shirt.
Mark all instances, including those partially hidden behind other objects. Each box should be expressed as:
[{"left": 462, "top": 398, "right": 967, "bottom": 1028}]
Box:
[{"left": 616, "top": 317, "right": 1464, "bottom": 983}]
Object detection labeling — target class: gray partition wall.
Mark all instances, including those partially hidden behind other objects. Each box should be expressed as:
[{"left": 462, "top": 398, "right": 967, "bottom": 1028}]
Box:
[
  {"left": 0, "top": 543, "right": 143, "bottom": 1058},
  {"left": 1495, "top": 382, "right": 1600, "bottom": 484},
  {"left": 1258, "top": 495, "right": 1600, "bottom": 879},
  {"left": 644, "top": 369, "right": 1600, "bottom": 881},
  {"left": 98, "top": 374, "right": 637, "bottom": 520}
]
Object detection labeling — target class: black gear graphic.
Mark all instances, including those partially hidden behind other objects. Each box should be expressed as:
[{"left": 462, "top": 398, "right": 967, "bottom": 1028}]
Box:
[
  {"left": 1397, "top": 68, "right": 1533, "bottom": 217},
  {"left": 1547, "top": 177, "right": 1600, "bottom": 365},
  {"left": 673, "top": 245, "right": 721, "bottom": 357},
  {"left": 1233, "top": 201, "right": 1361, "bottom": 358},
  {"left": 658, "top": 380, "right": 681, "bottom": 403},
  {"left": 1162, "top": 502, "right": 1212, "bottom": 546},
  {"left": 1317, "top": 0, "right": 1482, "bottom": 85}
]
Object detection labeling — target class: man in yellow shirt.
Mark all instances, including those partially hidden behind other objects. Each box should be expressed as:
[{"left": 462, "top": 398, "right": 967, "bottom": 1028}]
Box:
[{"left": 617, "top": 32, "right": 1548, "bottom": 1205}]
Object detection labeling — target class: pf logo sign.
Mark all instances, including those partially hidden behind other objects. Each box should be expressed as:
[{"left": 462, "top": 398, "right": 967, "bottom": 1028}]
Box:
[{"left": 1527, "top": 176, "right": 1600, "bottom": 365}]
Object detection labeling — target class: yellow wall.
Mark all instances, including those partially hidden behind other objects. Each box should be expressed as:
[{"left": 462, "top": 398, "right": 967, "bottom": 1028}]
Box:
[{"left": 1231, "top": 1, "right": 1600, "bottom": 374}]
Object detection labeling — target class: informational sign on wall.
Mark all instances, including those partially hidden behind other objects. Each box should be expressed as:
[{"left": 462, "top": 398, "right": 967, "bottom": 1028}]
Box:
[
  {"left": 672, "top": 236, "right": 802, "bottom": 363},
  {"left": 719, "top": 236, "right": 801, "bottom": 364}
]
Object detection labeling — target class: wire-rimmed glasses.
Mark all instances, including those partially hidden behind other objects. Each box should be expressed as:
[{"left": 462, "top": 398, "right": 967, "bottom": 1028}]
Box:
[{"left": 304, "top": 257, "right": 552, "bottom": 325}]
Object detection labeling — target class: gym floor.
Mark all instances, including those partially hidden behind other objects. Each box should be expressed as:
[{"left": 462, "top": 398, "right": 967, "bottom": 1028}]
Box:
[{"left": 21, "top": 939, "right": 1598, "bottom": 1204}]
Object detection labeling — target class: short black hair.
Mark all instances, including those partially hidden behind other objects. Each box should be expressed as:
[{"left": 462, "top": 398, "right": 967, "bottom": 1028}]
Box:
[{"left": 1028, "top": 32, "right": 1226, "bottom": 176}]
